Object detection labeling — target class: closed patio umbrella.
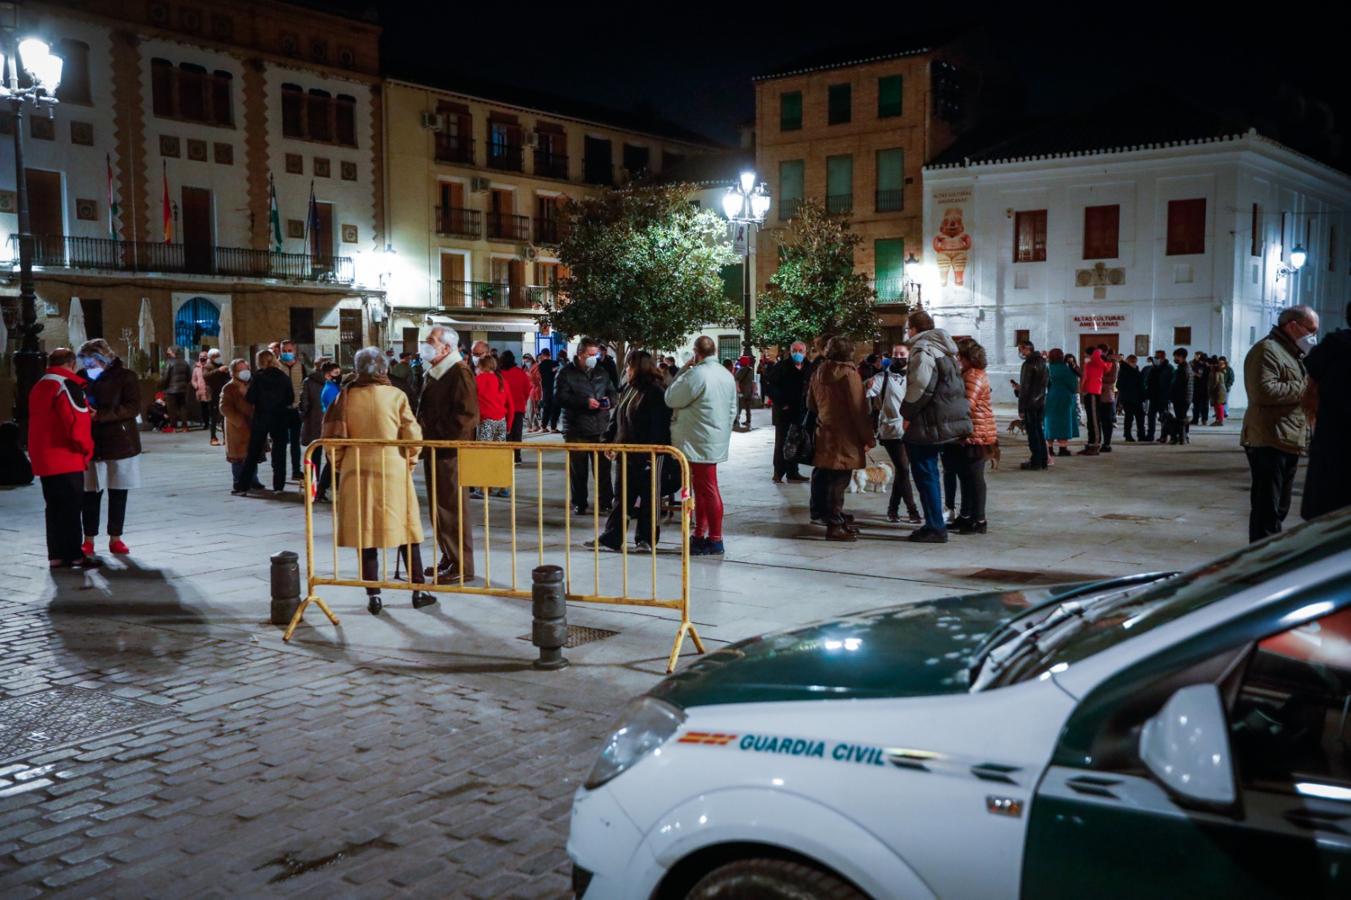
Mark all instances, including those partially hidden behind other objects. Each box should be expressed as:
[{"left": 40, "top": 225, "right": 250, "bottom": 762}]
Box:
[
  {"left": 137, "top": 297, "right": 154, "bottom": 355},
  {"left": 67, "top": 297, "right": 87, "bottom": 349},
  {"left": 217, "top": 296, "right": 234, "bottom": 361}
]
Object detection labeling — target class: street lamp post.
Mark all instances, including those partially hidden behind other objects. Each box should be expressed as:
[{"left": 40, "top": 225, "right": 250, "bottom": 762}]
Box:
[
  {"left": 1276, "top": 243, "right": 1307, "bottom": 280},
  {"left": 722, "top": 171, "right": 770, "bottom": 356},
  {"left": 1, "top": 18, "right": 63, "bottom": 433}
]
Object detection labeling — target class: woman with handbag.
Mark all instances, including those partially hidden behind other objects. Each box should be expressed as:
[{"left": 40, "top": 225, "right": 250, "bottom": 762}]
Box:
[
  {"left": 867, "top": 345, "right": 921, "bottom": 524},
  {"left": 75, "top": 339, "right": 141, "bottom": 556}
]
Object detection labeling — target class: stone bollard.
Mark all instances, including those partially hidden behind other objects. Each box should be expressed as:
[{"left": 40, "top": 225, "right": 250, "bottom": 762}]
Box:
[
  {"left": 270, "top": 551, "right": 302, "bottom": 626},
  {"left": 530, "top": 565, "right": 569, "bottom": 670}
]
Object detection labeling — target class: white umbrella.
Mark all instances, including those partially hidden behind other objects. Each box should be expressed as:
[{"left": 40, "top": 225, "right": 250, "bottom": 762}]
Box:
[
  {"left": 137, "top": 297, "right": 154, "bottom": 354},
  {"left": 0, "top": 308, "right": 8, "bottom": 367},
  {"left": 67, "top": 297, "right": 87, "bottom": 349},
  {"left": 217, "top": 296, "right": 234, "bottom": 361}
]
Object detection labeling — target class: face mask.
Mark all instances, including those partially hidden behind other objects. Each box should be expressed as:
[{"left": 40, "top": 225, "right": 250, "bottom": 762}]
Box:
[
  {"left": 419, "top": 342, "right": 440, "bottom": 365},
  {"left": 584, "top": 355, "right": 598, "bottom": 370},
  {"left": 895, "top": 359, "right": 908, "bottom": 374},
  {"left": 1296, "top": 332, "right": 1317, "bottom": 354},
  {"left": 237, "top": 369, "right": 252, "bottom": 382},
  {"left": 280, "top": 352, "right": 295, "bottom": 363},
  {"left": 880, "top": 358, "right": 892, "bottom": 369},
  {"left": 85, "top": 366, "right": 104, "bottom": 380},
  {"left": 790, "top": 352, "right": 805, "bottom": 364}
]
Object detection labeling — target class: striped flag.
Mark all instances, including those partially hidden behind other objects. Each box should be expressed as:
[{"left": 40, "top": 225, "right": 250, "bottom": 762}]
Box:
[
  {"left": 161, "top": 161, "right": 173, "bottom": 243},
  {"left": 106, "top": 154, "right": 119, "bottom": 239},
  {"left": 268, "top": 173, "right": 283, "bottom": 252}
]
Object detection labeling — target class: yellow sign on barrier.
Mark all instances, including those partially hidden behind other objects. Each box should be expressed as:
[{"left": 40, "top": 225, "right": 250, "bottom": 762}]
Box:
[{"left": 286, "top": 438, "right": 705, "bottom": 673}]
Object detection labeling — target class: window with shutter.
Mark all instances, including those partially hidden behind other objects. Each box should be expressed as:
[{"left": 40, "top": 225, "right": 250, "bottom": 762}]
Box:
[
  {"left": 1166, "top": 198, "right": 1206, "bottom": 255},
  {"left": 874, "top": 238, "right": 905, "bottom": 300},
  {"left": 1250, "top": 203, "right": 1262, "bottom": 257},
  {"left": 1082, "top": 204, "right": 1119, "bottom": 259},
  {"left": 825, "top": 155, "right": 852, "bottom": 214},
  {"left": 875, "top": 149, "right": 903, "bottom": 212},
  {"left": 177, "top": 64, "right": 207, "bottom": 122},
  {"left": 1014, "top": 210, "right": 1048, "bottom": 263},
  {"left": 335, "top": 95, "right": 356, "bottom": 146},
  {"left": 151, "top": 59, "right": 174, "bottom": 117},
  {"left": 877, "top": 75, "right": 902, "bottom": 118},
  {"left": 778, "top": 159, "right": 803, "bottom": 220},
  {"left": 211, "top": 71, "right": 232, "bottom": 126},
  {"left": 828, "top": 84, "right": 851, "bottom": 125},
  {"left": 56, "top": 40, "right": 91, "bottom": 105},
  {"left": 307, "top": 90, "right": 332, "bottom": 142},
  {"left": 780, "top": 91, "right": 802, "bottom": 131},
  {"left": 281, "top": 84, "right": 303, "bottom": 137}
]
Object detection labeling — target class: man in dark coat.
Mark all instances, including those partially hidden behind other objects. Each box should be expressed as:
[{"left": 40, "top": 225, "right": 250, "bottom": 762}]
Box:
[
  {"left": 1302, "top": 301, "right": 1351, "bottom": 521},
  {"left": 763, "top": 341, "right": 812, "bottom": 483},
  {"left": 1191, "top": 353, "right": 1212, "bottom": 425},
  {"left": 1144, "top": 350, "right": 1173, "bottom": 441},
  {"left": 238, "top": 348, "right": 295, "bottom": 494},
  {"left": 1115, "top": 354, "right": 1145, "bottom": 441},
  {"left": 554, "top": 338, "right": 618, "bottom": 514},
  {"left": 1166, "top": 348, "right": 1193, "bottom": 444},
  {"left": 417, "top": 326, "right": 479, "bottom": 581},
  {"left": 1015, "top": 340, "right": 1049, "bottom": 470},
  {"left": 158, "top": 346, "right": 192, "bottom": 431},
  {"left": 535, "top": 348, "right": 560, "bottom": 432}
]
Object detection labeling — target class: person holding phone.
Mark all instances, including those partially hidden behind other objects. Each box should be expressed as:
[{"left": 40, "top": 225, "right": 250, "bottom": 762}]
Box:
[{"left": 554, "top": 338, "right": 619, "bottom": 514}]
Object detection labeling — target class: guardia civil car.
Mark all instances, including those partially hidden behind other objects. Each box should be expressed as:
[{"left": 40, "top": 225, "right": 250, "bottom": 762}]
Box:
[{"left": 569, "top": 508, "right": 1351, "bottom": 899}]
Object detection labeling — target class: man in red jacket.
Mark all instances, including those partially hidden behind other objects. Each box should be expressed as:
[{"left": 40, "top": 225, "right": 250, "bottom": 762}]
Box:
[
  {"left": 1078, "top": 347, "right": 1105, "bottom": 456},
  {"left": 29, "top": 348, "right": 98, "bottom": 569}
]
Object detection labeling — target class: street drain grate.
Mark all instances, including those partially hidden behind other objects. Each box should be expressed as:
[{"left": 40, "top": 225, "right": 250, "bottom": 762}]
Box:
[
  {"left": 0, "top": 687, "right": 172, "bottom": 762},
  {"left": 967, "top": 568, "right": 1106, "bottom": 586},
  {"left": 517, "top": 625, "right": 619, "bottom": 648}
]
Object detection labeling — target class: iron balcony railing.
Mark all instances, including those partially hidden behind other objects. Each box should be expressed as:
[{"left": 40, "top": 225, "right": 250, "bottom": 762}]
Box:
[
  {"left": 9, "top": 234, "right": 354, "bottom": 282},
  {"left": 434, "top": 133, "right": 475, "bottom": 165},
  {"left": 486, "top": 143, "right": 525, "bottom": 172},
  {"left": 826, "top": 193, "right": 853, "bottom": 215},
  {"left": 876, "top": 190, "right": 904, "bottom": 212},
  {"left": 435, "top": 207, "right": 481, "bottom": 239},
  {"left": 533, "top": 218, "right": 567, "bottom": 245},
  {"left": 871, "top": 277, "right": 909, "bottom": 304},
  {"left": 534, "top": 150, "right": 569, "bottom": 179},
  {"left": 486, "top": 212, "right": 531, "bottom": 242},
  {"left": 779, "top": 198, "right": 802, "bottom": 221},
  {"left": 438, "top": 280, "right": 552, "bottom": 310}
]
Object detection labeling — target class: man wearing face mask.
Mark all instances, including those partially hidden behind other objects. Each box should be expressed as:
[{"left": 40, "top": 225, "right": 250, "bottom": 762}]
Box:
[
  {"left": 416, "top": 325, "right": 480, "bottom": 582},
  {"left": 763, "top": 341, "right": 813, "bottom": 483},
  {"left": 1241, "top": 304, "right": 1318, "bottom": 542},
  {"left": 274, "top": 339, "right": 307, "bottom": 482},
  {"left": 554, "top": 337, "right": 618, "bottom": 514}
]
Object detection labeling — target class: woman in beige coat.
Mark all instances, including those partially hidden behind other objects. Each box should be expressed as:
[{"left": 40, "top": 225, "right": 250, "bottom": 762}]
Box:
[
  {"left": 220, "top": 359, "right": 263, "bottom": 494},
  {"left": 808, "top": 336, "right": 875, "bottom": 542},
  {"left": 322, "top": 347, "right": 434, "bottom": 615}
]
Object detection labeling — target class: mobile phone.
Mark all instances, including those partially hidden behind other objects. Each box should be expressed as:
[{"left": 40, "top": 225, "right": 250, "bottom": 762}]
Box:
[{"left": 599, "top": 396, "right": 611, "bottom": 410}]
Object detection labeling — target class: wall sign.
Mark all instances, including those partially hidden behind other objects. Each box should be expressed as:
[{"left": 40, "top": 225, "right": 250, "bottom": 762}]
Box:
[{"left": 1073, "top": 314, "right": 1127, "bottom": 331}]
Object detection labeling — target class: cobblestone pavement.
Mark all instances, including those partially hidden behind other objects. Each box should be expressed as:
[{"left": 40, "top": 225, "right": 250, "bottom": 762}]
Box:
[{"left": 0, "top": 407, "right": 1260, "bottom": 896}]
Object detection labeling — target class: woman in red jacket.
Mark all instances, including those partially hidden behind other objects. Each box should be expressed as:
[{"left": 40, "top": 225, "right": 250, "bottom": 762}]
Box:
[
  {"left": 955, "top": 338, "right": 996, "bottom": 535},
  {"left": 28, "top": 348, "right": 99, "bottom": 569},
  {"left": 474, "top": 353, "right": 515, "bottom": 498},
  {"left": 499, "top": 350, "right": 532, "bottom": 463}
]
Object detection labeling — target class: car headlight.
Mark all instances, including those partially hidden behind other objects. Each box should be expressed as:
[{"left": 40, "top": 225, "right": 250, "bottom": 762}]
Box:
[{"left": 585, "top": 696, "right": 685, "bottom": 789}]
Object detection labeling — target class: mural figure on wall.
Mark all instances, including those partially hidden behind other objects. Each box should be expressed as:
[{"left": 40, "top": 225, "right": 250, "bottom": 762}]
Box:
[{"left": 933, "top": 207, "right": 972, "bottom": 287}]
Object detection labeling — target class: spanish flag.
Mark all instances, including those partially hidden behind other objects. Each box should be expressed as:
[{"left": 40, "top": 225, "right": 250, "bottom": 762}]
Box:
[{"left": 161, "top": 161, "right": 173, "bottom": 243}]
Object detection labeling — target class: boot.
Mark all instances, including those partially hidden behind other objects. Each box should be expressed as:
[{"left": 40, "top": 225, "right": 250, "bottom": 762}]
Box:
[{"left": 825, "top": 524, "right": 857, "bottom": 542}]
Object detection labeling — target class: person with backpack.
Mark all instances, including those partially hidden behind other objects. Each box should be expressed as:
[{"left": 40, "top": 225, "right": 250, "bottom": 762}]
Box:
[
  {"left": 900, "top": 311, "right": 972, "bottom": 543},
  {"left": 866, "top": 343, "right": 920, "bottom": 523}
]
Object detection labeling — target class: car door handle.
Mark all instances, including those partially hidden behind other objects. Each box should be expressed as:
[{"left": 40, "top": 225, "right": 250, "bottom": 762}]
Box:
[{"left": 1283, "top": 809, "right": 1347, "bottom": 834}]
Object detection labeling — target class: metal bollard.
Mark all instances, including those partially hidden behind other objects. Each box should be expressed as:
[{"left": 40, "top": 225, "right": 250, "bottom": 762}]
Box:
[
  {"left": 530, "top": 565, "right": 569, "bottom": 670},
  {"left": 270, "top": 551, "right": 302, "bottom": 626}
]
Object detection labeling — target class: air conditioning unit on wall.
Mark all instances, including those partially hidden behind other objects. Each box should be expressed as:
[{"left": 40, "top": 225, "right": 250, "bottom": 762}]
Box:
[
  {"left": 470, "top": 177, "right": 491, "bottom": 193},
  {"left": 420, "top": 112, "right": 446, "bottom": 130},
  {"left": 520, "top": 244, "right": 538, "bottom": 260}
]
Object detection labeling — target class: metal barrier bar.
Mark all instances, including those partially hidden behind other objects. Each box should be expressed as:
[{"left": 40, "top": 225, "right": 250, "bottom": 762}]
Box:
[{"left": 286, "top": 438, "right": 703, "bottom": 672}]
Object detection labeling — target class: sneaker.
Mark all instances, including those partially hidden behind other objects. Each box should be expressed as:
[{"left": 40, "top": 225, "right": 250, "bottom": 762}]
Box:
[
  {"left": 633, "top": 540, "right": 653, "bottom": 553},
  {"left": 469, "top": 489, "right": 486, "bottom": 500},
  {"left": 109, "top": 538, "right": 130, "bottom": 555},
  {"left": 81, "top": 539, "right": 94, "bottom": 557},
  {"left": 698, "top": 540, "right": 725, "bottom": 556},
  {"left": 492, "top": 488, "right": 511, "bottom": 499},
  {"left": 689, "top": 536, "right": 708, "bottom": 555}
]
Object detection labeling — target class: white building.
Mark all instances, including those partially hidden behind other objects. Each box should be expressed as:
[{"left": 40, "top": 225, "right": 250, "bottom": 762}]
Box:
[{"left": 919, "top": 102, "right": 1351, "bottom": 407}]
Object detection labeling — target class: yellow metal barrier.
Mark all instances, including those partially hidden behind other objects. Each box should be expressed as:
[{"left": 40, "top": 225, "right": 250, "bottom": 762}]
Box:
[{"left": 285, "top": 437, "right": 705, "bottom": 673}]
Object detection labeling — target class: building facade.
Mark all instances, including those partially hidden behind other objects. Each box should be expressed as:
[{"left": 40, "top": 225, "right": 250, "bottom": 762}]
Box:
[
  {"left": 921, "top": 130, "right": 1351, "bottom": 406},
  {"left": 383, "top": 77, "right": 720, "bottom": 358},
  {"left": 1, "top": 0, "right": 385, "bottom": 370}
]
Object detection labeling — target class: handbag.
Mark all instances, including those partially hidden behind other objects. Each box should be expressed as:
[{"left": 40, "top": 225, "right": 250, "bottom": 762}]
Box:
[{"left": 784, "top": 410, "right": 817, "bottom": 465}]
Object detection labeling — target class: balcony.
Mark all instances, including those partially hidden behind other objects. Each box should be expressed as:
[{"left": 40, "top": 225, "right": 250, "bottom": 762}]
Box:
[
  {"left": 434, "top": 133, "right": 475, "bottom": 165},
  {"left": 876, "top": 190, "right": 903, "bottom": 213},
  {"left": 583, "top": 158, "right": 613, "bottom": 186},
  {"left": 438, "top": 280, "right": 547, "bottom": 310},
  {"left": 9, "top": 234, "right": 354, "bottom": 283},
  {"left": 871, "top": 277, "right": 909, "bottom": 305},
  {"left": 435, "top": 207, "right": 481, "bottom": 239},
  {"left": 486, "top": 143, "right": 524, "bottom": 172},
  {"left": 486, "top": 212, "right": 531, "bottom": 242},
  {"left": 779, "top": 198, "right": 802, "bottom": 221},
  {"left": 826, "top": 193, "right": 853, "bottom": 215},
  {"left": 533, "top": 150, "right": 568, "bottom": 180},
  {"left": 533, "top": 218, "right": 567, "bottom": 245}
]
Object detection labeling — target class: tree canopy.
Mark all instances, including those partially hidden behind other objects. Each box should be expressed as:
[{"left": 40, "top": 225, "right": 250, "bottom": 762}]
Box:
[
  {"left": 542, "top": 183, "right": 740, "bottom": 354},
  {"left": 753, "top": 200, "right": 880, "bottom": 349}
]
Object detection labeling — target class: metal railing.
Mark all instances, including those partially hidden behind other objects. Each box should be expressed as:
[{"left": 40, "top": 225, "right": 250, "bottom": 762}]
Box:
[
  {"left": 875, "top": 189, "right": 904, "bottom": 212},
  {"left": 533, "top": 150, "right": 569, "bottom": 179},
  {"left": 437, "top": 280, "right": 549, "bottom": 309},
  {"left": 434, "top": 133, "right": 475, "bottom": 164},
  {"left": 779, "top": 198, "right": 802, "bottom": 221},
  {"left": 486, "top": 144, "right": 525, "bottom": 172},
  {"left": 826, "top": 193, "right": 853, "bottom": 215},
  {"left": 871, "top": 277, "right": 909, "bottom": 304},
  {"left": 486, "top": 212, "right": 531, "bottom": 241},
  {"left": 8, "top": 234, "right": 354, "bottom": 282},
  {"left": 290, "top": 438, "right": 704, "bottom": 673},
  {"left": 435, "top": 207, "right": 482, "bottom": 239},
  {"left": 533, "top": 218, "right": 567, "bottom": 245}
]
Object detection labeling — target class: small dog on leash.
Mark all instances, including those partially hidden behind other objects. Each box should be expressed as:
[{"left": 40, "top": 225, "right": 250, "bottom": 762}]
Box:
[
  {"left": 849, "top": 450, "right": 895, "bottom": 494},
  {"left": 1007, "top": 418, "right": 1025, "bottom": 436}
]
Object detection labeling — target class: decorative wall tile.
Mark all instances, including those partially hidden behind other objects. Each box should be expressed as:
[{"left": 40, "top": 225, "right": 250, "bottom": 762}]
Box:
[
  {"left": 76, "top": 198, "right": 98, "bottom": 221},
  {"left": 70, "top": 121, "right": 94, "bottom": 146},
  {"left": 287, "top": 219, "right": 305, "bottom": 238},
  {"left": 338, "top": 46, "right": 356, "bottom": 69},
  {"left": 160, "top": 135, "right": 181, "bottom": 157},
  {"left": 313, "top": 158, "right": 330, "bottom": 178},
  {"left": 30, "top": 116, "right": 55, "bottom": 140},
  {"left": 213, "top": 142, "right": 233, "bottom": 165},
  {"left": 285, "top": 153, "right": 303, "bottom": 174},
  {"left": 341, "top": 224, "right": 358, "bottom": 243},
  {"left": 340, "top": 161, "right": 357, "bottom": 181},
  {"left": 186, "top": 139, "right": 208, "bottom": 162},
  {"left": 0, "top": 190, "right": 16, "bottom": 213}
]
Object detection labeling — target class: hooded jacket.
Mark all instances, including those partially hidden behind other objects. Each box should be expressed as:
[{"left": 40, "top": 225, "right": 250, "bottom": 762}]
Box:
[
  {"left": 29, "top": 367, "right": 94, "bottom": 477},
  {"left": 901, "top": 329, "right": 972, "bottom": 446},
  {"left": 1081, "top": 349, "right": 1105, "bottom": 396}
]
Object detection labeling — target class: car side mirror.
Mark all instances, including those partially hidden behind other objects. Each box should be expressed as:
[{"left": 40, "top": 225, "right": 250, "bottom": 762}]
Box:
[{"left": 1139, "top": 683, "right": 1236, "bottom": 808}]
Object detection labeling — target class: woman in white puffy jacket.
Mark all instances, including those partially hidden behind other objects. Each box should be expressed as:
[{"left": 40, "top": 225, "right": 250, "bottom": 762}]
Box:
[{"left": 865, "top": 344, "right": 920, "bottom": 523}]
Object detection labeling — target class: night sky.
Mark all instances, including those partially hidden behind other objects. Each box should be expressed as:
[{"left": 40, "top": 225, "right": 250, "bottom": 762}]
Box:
[{"left": 369, "top": 2, "right": 1349, "bottom": 170}]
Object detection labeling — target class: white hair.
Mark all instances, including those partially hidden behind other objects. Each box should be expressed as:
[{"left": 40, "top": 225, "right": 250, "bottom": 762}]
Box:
[
  {"left": 354, "top": 346, "right": 388, "bottom": 377},
  {"left": 425, "top": 324, "right": 459, "bottom": 347}
]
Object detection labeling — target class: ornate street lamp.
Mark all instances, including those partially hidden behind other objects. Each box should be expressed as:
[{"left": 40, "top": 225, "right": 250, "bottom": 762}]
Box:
[
  {"left": 722, "top": 171, "right": 770, "bottom": 355},
  {"left": 1276, "top": 243, "right": 1307, "bottom": 279},
  {"left": 1, "top": 19, "right": 63, "bottom": 435}
]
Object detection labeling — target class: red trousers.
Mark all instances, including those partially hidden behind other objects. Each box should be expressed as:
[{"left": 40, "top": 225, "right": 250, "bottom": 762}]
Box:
[{"left": 691, "top": 462, "right": 724, "bottom": 539}]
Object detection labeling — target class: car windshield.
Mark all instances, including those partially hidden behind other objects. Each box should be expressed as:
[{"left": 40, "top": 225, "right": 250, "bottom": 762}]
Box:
[{"left": 992, "top": 509, "right": 1351, "bottom": 687}]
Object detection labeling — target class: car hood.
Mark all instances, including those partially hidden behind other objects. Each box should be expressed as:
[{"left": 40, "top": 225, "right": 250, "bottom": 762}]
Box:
[{"left": 651, "top": 579, "right": 1157, "bottom": 709}]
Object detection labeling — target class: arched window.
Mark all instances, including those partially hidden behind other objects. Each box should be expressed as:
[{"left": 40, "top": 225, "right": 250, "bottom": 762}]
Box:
[
  {"left": 56, "top": 40, "right": 91, "bottom": 104},
  {"left": 211, "top": 70, "right": 233, "bottom": 126},
  {"left": 306, "top": 89, "right": 332, "bottom": 141},
  {"left": 335, "top": 94, "right": 356, "bottom": 146},
  {"left": 151, "top": 58, "right": 174, "bottom": 116},
  {"left": 281, "top": 84, "right": 303, "bottom": 137}
]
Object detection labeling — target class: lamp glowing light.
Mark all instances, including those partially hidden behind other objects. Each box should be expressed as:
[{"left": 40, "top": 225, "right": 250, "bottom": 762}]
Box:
[
  {"left": 721, "top": 191, "right": 744, "bottom": 220},
  {"left": 18, "top": 39, "right": 63, "bottom": 93},
  {"left": 1290, "top": 244, "right": 1307, "bottom": 270},
  {"left": 739, "top": 171, "right": 756, "bottom": 193}
]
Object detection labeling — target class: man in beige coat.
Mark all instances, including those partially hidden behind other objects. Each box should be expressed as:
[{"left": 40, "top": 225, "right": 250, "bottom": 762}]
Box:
[{"left": 416, "top": 325, "right": 480, "bottom": 582}]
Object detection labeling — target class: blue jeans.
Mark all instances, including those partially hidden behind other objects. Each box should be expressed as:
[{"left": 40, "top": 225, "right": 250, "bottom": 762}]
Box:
[{"left": 906, "top": 442, "right": 945, "bottom": 533}]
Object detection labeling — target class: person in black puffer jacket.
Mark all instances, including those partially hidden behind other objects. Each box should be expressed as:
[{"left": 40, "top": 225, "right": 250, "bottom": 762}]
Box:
[
  {"left": 553, "top": 338, "right": 619, "bottom": 514},
  {"left": 238, "top": 348, "right": 295, "bottom": 493},
  {"left": 900, "top": 311, "right": 972, "bottom": 543},
  {"left": 1166, "top": 347, "right": 1193, "bottom": 444},
  {"left": 77, "top": 339, "right": 142, "bottom": 555}
]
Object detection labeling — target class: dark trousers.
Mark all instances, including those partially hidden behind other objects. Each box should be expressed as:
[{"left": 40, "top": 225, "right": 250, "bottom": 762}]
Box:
[
  {"left": 202, "top": 400, "right": 217, "bottom": 438},
  {"left": 508, "top": 412, "right": 525, "bottom": 462},
  {"left": 82, "top": 488, "right": 128, "bottom": 537},
  {"left": 567, "top": 435, "right": 612, "bottom": 511},
  {"left": 284, "top": 409, "right": 303, "bottom": 475},
  {"left": 240, "top": 416, "right": 288, "bottom": 491},
  {"left": 1246, "top": 446, "right": 1299, "bottom": 543},
  {"left": 954, "top": 446, "right": 988, "bottom": 521},
  {"left": 599, "top": 456, "right": 661, "bottom": 547},
  {"left": 1098, "top": 399, "right": 1116, "bottom": 448},
  {"left": 231, "top": 460, "right": 264, "bottom": 491},
  {"left": 818, "top": 468, "right": 851, "bottom": 525},
  {"left": 1024, "top": 405, "right": 1048, "bottom": 468},
  {"left": 1192, "top": 392, "right": 1209, "bottom": 424},
  {"left": 165, "top": 392, "right": 189, "bottom": 428},
  {"left": 542, "top": 390, "right": 560, "bottom": 430},
  {"left": 809, "top": 466, "right": 827, "bottom": 520},
  {"left": 41, "top": 472, "right": 85, "bottom": 563},
  {"left": 1083, "top": 393, "right": 1101, "bottom": 446},
  {"left": 1146, "top": 399, "right": 1166, "bottom": 441},
  {"left": 1170, "top": 400, "right": 1190, "bottom": 443},
  {"left": 942, "top": 445, "right": 960, "bottom": 513},
  {"left": 906, "top": 442, "right": 946, "bottom": 533},
  {"left": 773, "top": 416, "right": 802, "bottom": 479},
  {"left": 737, "top": 396, "right": 752, "bottom": 429},
  {"left": 1121, "top": 401, "right": 1145, "bottom": 440},
  {"left": 878, "top": 439, "right": 918, "bottom": 517},
  {"left": 360, "top": 545, "right": 424, "bottom": 596},
  {"left": 425, "top": 452, "right": 473, "bottom": 578}
]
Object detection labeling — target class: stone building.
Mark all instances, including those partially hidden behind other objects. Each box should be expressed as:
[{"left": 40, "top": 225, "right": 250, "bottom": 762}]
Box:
[{"left": 0, "top": 0, "right": 385, "bottom": 371}]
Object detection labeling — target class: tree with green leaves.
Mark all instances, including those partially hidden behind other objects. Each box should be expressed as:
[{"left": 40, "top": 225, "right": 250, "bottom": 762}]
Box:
[
  {"left": 754, "top": 200, "right": 880, "bottom": 349},
  {"left": 541, "top": 183, "right": 740, "bottom": 357}
]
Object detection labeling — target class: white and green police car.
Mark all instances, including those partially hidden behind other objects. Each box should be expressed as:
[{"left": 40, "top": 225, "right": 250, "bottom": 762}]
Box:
[{"left": 569, "top": 508, "right": 1351, "bottom": 899}]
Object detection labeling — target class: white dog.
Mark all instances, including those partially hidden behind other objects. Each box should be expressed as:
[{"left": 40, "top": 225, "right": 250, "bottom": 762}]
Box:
[{"left": 849, "top": 450, "right": 895, "bottom": 494}]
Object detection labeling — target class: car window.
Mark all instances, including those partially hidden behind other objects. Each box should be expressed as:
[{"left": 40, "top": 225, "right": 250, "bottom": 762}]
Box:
[{"left": 1231, "top": 604, "right": 1351, "bottom": 793}]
